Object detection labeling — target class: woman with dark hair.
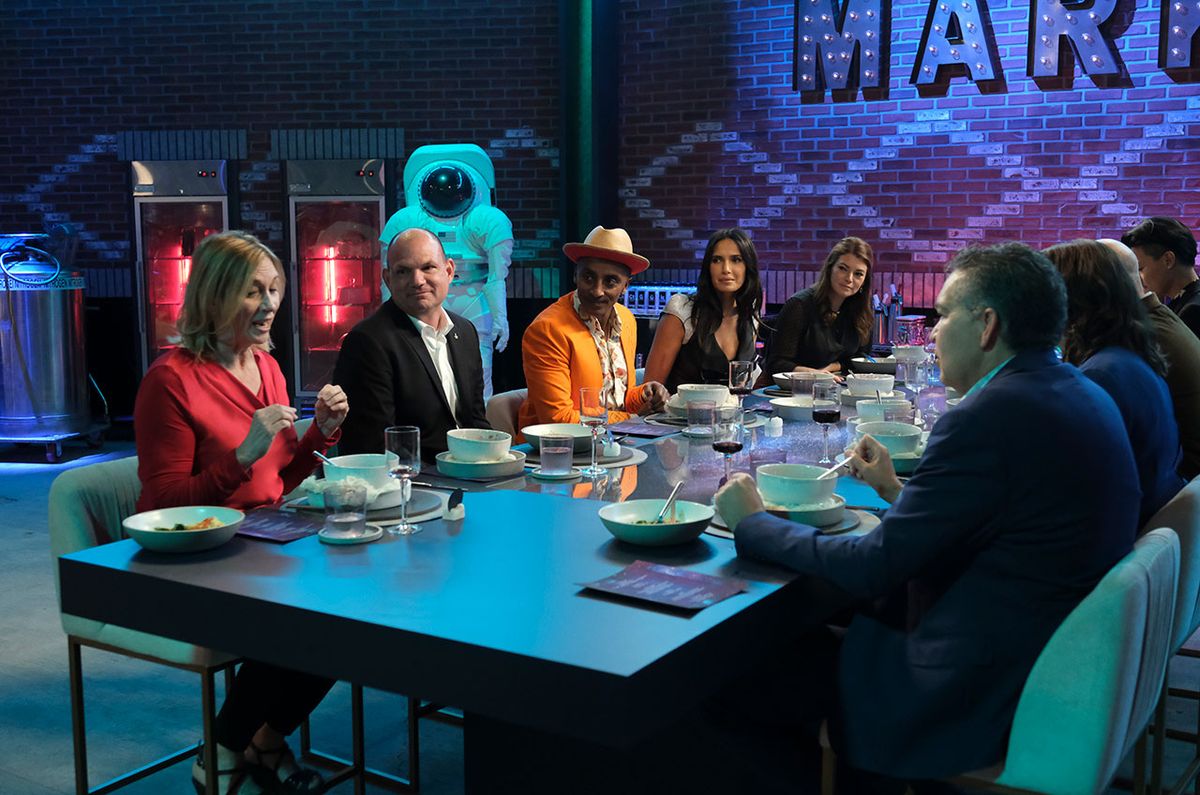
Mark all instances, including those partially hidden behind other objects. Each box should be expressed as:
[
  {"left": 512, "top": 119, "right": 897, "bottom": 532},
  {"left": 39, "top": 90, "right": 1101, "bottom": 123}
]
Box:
[
  {"left": 1044, "top": 238, "right": 1184, "bottom": 524},
  {"left": 644, "top": 228, "right": 763, "bottom": 392},
  {"left": 134, "top": 231, "right": 347, "bottom": 794},
  {"left": 765, "top": 236, "right": 874, "bottom": 377}
]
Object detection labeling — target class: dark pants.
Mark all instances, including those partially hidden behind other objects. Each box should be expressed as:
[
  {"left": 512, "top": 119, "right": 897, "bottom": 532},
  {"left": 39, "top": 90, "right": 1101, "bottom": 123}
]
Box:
[
  {"left": 214, "top": 660, "right": 335, "bottom": 751},
  {"left": 696, "top": 627, "right": 961, "bottom": 795}
]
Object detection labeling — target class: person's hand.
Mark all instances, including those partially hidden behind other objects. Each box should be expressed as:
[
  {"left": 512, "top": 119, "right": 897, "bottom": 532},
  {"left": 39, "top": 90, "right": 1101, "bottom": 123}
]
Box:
[
  {"left": 492, "top": 319, "right": 510, "bottom": 353},
  {"left": 791, "top": 364, "right": 845, "bottom": 384},
  {"left": 314, "top": 384, "right": 349, "bottom": 437},
  {"left": 849, "top": 434, "right": 903, "bottom": 503},
  {"left": 637, "top": 381, "right": 670, "bottom": 415},
  {"left": 714, "top": 473, "right": 765, "bottom": 534},
  {"left": 236, "top": 404, "right": 298, "bottom": 468}
]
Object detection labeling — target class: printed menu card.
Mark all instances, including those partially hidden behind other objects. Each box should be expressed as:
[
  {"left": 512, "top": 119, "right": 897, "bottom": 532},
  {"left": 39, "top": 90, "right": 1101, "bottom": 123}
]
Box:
[
  {"left": 237, "top": 508, "right": 323, "bottom": 543},
  {"left": 581, "top": 560, "right": 747, "bottom": 611}
]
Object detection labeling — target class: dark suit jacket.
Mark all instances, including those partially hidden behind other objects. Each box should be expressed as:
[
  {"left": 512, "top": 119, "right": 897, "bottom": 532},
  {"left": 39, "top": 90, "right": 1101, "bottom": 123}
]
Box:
[
  {"left": 736, "top": 349, "right": 1139, "bottom": 778},
  {"left": 332, "top": 302, "right": 490, "bottom": 459}
]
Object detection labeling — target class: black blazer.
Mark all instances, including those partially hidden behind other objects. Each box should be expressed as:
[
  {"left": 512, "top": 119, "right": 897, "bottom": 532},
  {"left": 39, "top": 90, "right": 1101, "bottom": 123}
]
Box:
[
  {"left": 332, "top": 302, "right": 490, "bottom": 459},
  {"left": 736, "top": 349, "right": 1139, "bottom": 778}
]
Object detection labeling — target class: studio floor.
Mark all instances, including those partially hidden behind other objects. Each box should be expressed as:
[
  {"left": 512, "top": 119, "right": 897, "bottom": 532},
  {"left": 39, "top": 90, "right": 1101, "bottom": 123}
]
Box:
[{"left": 2, "top": 438, "right": 1197, "bottom": 795}]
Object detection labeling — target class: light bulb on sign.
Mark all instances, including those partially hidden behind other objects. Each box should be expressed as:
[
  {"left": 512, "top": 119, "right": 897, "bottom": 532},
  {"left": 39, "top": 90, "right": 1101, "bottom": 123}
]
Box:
[{"left": 325, "top": 246, "right": 338, "bottom": 325}]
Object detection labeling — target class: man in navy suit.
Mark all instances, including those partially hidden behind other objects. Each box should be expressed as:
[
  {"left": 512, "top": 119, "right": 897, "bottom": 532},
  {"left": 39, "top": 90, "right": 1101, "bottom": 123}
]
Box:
[
  {"left": 716, "top": 243, "right": 1139, "bottom": 787},
  {"left": 333, "top": 227, "right": 490, "bottom": 459}
]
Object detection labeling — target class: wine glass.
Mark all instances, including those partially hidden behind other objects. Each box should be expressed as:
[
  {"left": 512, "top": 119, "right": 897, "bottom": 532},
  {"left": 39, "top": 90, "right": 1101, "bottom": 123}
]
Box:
[
  {"left": 712, "top": 406, "right": 745, "bottom": 484},
  {"left": 729, "top": 360, "right": 754, "bottom": 409},
  {"left": 812, "top": 383, "right": 841, "bottom": 465},
  {"left": 579, "top": 387, "right": 608, "bottom": 477},
  {"left": 384, "top": 425, "right": 421, "bottom": 535}
]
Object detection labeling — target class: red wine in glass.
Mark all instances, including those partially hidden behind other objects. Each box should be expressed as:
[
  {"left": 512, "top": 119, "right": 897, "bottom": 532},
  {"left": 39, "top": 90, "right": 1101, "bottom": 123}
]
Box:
[
  {"left": 712, "top": 440, "right": 744, "bottom": 455},
  {"left": 813, "top": 407, "right": 841, "bottom": 424},
  {"left": 728, "top": 386, "right": 752, "bottom": 397}
]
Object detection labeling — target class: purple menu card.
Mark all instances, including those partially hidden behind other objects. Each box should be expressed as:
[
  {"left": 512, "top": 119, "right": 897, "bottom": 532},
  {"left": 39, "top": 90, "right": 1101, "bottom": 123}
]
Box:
[{"left": 580, "top": 560, "right": 748, "bottom": 611}]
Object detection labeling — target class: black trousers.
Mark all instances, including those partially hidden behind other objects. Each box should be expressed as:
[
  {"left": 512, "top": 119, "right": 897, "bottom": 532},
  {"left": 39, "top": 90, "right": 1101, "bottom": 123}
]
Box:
[{"left": 213, "top": 660, "right": 335, "bottom": 751}]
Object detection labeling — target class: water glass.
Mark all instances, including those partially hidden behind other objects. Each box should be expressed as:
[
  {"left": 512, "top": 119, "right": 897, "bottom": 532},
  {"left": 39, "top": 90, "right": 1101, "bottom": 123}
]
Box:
[
  {"left": 384, "top": 425, "right": 421, "bottom": 536},
  {"left": 686, "top": 400, "right": 716, "bottom": 437},
  {"left": 539, "top": 434, "right": 574, "bottom": 476},
  {"left": 323, "top": 482, "right": 367, "bottom": 538}
]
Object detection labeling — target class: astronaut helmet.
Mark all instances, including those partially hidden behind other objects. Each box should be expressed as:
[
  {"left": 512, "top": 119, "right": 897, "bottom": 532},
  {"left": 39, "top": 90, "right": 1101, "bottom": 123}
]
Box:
[{"left": 402, "top": 143, "right": 497, "bottom": 221}]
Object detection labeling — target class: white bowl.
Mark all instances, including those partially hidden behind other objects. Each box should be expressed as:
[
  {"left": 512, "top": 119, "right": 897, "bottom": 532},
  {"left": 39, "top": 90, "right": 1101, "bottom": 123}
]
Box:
[
  {"left": 892, "top": 345, "right": 928, "bottom": 364},
  {"left": 598, "top": 499, "right": 714, "bottom": 546},
  {"left": 755, "top": 463, "right": 837, "bottom": 507},
  {"left": 856, "top": 399, "right": 913, "bottom": 423},
  {"left": 849, "top": 356, "right": 898, "bottom": 375},
  {"left": 522, "top": 423, "right": 594, "bottom": 454},
  {"left": 769, "top": 396, "right": 813, "bottom": 421},
  {"left": 122, "top": 506, "right": 243, "bottom": 553},
  {"left": 855, "top": 421, "right": 923, "bottom": 455},
  {"left": 676, "top": 383, "right": 730, "bottom": 405},
  {"left": 945, "top": 386, "right": 961, "bottom": 400},
  {"left": 946, "top": 397, "right": 962, "bottom": 409},
  {"left": 446, "top": 428, "right": 512, "bottom": 463},
  {"left": 324, "top": 453, "right": 392, "bottom": 490},
  {"left": 773, "top": 371, "right": 835, "bottom": 390},
  {"left": 844, "top": 373, "right": 896, "bottom": 396},
  {"left": 436, "top": 450, "right": 527, "bottom": 479}
]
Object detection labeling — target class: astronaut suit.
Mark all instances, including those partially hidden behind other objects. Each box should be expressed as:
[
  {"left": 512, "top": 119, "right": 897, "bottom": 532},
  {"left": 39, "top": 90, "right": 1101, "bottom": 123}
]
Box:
[{"left": 380, "top": 144, "right": 513, "bottom": 400}]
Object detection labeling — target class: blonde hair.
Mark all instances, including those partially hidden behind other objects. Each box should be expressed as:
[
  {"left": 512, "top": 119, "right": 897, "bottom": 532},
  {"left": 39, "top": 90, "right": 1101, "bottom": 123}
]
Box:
[{"left": 177, "top": 231, "right": 284, "bottom": 359}]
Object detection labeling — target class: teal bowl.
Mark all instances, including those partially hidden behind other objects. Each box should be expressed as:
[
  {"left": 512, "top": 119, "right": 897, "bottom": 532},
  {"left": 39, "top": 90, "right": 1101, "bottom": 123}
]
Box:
[{"left": 598, "top": 499, "right": 715, "bottom": 546}]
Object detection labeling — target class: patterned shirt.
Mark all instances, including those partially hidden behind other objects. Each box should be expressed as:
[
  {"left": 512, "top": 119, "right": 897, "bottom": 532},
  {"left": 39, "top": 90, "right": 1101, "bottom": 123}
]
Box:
[{"left": 573, "top": 292, "right": 627, "bottom": 411}]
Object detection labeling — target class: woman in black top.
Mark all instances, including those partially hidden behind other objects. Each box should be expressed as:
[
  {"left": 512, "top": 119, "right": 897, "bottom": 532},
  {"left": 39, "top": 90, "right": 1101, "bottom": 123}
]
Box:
[
  {"left": 644, "top": 228, "right": 763, "bottom": 393},
  {"left": 765, "top": 236, "right": 874, "bottom": 377}
]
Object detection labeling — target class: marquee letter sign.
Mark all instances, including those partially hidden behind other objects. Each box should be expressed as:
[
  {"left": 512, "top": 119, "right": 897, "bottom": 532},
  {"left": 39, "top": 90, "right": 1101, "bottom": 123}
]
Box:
[
  {"left": 794, "top": 0, "right": 891, "bottom": 94},
  {"left": 912, "top": 0, "right": 1000, "bottom": 85},
  {"left": 1028, "top": 0, "right": 1122, "bottom": 78},
  {"left": 1161, "top": 0, "right": 1200, "bottom": 69}
]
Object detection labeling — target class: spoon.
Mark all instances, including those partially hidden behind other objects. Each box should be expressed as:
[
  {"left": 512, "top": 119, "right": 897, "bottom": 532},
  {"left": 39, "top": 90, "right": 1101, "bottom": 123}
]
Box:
[
  {"left": 818, "top": 453, "right": 855, "bottom": 480},
  {"left": 312, "top": 450, "right": 336, "bottom": 466},
  {"left": 656, "top": 480, "right": 684, "bottom": 523}
]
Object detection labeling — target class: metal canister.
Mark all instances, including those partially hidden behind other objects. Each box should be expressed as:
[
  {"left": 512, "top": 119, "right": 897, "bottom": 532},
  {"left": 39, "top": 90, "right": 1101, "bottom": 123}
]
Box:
[{"left": 0, "top": 254, "right": 90, "bottom": 438}]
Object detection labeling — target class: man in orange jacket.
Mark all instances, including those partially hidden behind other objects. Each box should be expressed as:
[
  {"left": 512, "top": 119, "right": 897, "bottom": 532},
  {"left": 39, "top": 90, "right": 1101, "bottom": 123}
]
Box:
[{"left": 518, "top": 226, "right": 669, "bottom": 430}]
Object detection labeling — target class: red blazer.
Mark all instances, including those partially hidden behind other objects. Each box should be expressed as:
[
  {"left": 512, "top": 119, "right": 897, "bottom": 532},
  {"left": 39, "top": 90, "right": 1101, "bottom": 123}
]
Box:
[{"left": 134, "top": 348, "right": 337, "bottom": 512}]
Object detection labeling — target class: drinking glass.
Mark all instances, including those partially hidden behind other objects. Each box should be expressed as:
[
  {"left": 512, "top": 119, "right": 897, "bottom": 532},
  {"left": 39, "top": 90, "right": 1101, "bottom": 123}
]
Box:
[
  {"left": 384, "top": 425, "right": 421, "bottom": 535},
  {"left": 323, "top": 482, "right": 367, "bottom": 539},
  {"left": 812, "top": 383, "right": 841, "bottom": 465},
  {"left": 686, "top": 399, "right": 716, "bottom": 437},
  {"left": 729, "top": 360, "right": 754, "bottom": 408},
  {"left": 579, "top": 387, "right": 608, "bottom": 477},
  {"left": 712, "top": 406, "right": 745, "bottom": 484},
  {"left": 539, "top": 434, "right": 574, "bottom": 476}
]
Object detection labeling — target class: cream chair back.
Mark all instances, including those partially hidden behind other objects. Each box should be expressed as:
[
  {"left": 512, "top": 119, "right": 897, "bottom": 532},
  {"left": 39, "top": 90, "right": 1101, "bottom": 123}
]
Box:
[
  {"left": 994, "top": 527, "right": 1179, "bottom": 795},
  {"left": 486, "top": 388, "right": 527, "bottom": 438},
  {"left": 1142, "top": 476, "right": 1200, "bottom": 651}
]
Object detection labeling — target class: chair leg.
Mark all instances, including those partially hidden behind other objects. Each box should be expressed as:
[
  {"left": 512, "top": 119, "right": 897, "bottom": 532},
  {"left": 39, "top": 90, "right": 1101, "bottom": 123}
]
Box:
[
  {"left": 69, "top": 638, "right": 88, "bottom": 795},
  {"left": 821, "top": 745, "right": 836, "bottom": 795},
  {"left": 1136, "top": 732, "right": 1148, "bottom": 795},
  {"left": 1153, "top": 686, "right": 1168, "bottom": 795},
  {"left": 201, "top": 667, "right": 219, "bottom": 795}
]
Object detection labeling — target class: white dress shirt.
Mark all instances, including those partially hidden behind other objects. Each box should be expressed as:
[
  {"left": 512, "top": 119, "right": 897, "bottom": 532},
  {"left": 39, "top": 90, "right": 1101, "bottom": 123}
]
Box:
[{"left": 408, "top": 309, "right": 461, "bottom": 423}]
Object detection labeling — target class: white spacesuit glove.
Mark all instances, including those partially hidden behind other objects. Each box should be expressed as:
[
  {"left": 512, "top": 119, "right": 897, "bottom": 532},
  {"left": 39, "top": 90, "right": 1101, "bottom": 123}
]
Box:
[{"left": 483, "top": 279, "right": 509, "bottom": 352}]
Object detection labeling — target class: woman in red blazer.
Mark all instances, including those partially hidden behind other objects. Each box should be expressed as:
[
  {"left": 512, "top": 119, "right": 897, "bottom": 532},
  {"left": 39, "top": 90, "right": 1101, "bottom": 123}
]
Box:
[{"left": 134, "top": 231, "right": 346, "bottom": 794}]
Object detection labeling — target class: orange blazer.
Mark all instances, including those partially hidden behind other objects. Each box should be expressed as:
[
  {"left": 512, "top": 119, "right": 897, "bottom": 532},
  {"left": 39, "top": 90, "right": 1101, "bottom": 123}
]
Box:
[{"left": 518, "top": 293, "right": 647, "bottom": 431}]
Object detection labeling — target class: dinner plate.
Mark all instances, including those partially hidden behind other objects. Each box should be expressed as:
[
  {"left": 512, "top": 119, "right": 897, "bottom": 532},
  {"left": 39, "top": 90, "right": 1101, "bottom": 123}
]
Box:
[
  {"left": 764, "top": 494, "right": 847, "bottom": 527},
  {"left": 435, "top": 450, "right": 527, "bottom": 480},
  {"left": 708, "top": 503, "right": 864, "bottom": 535},
  {"left": 836, "top": 443, "right": 926, "bottom": 475},
  {"left": 318, "top": 525, "right": 383, "bottom": 545},
  {"left": 842, "top": 390, "right": 900, "bottom": 406}
]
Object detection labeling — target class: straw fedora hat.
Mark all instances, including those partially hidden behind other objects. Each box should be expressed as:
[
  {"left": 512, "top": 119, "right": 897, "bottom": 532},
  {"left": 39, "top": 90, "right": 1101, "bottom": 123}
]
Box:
[{"left": 562, "top": 226, "right": 650, "bottom": 276}]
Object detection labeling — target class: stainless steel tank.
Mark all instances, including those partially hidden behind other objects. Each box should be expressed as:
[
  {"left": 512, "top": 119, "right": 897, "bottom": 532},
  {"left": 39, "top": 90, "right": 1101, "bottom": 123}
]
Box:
[{"left": 0, "top": 236, "right": 90, "bottom": 438}]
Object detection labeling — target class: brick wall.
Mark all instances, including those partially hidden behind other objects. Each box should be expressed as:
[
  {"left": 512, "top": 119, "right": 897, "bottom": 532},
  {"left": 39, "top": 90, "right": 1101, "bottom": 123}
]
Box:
[
  {"left": 617, "top": 0, "right": 1200, "bottom": 308},
  {"left": 0, "top": 0, "right": 561, "bottom": 413}
]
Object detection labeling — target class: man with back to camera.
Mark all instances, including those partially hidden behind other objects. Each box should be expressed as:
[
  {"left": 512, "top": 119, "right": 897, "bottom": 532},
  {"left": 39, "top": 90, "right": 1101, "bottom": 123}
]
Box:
[
  {"left": 333, "top": 227, "right": 490, "bottom": 459},
  {"left": 1122, "top": 216, "right": 1200, "bottom": 340},
  {"left": 713, "top": 243, "right": 1139, "bottom": 791}
]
